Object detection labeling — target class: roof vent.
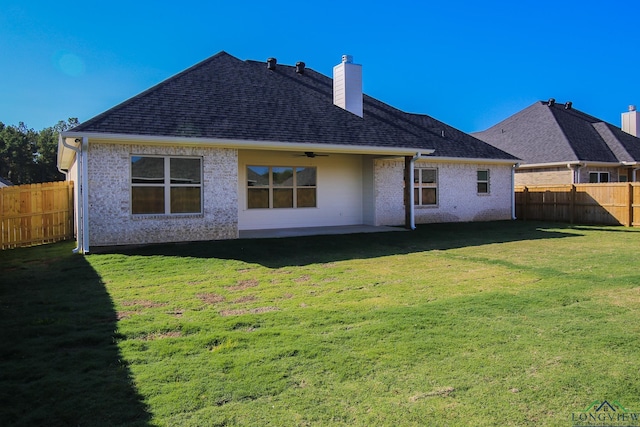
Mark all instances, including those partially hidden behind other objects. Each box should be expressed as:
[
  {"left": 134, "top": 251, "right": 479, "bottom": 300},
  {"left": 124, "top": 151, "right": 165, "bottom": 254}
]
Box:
[
  {"left": 267, "top": 57, "right": 277, "bottom": 70},
  {"left": 342, "top": 54, "right": 354, "bottom": 63},
  {"left": 629, "top": 105, "right": 636, "bottom": 112},
  {"left": 564, "top": 101, "right": 573, "bottom": 110},
  {"left": 295, "top": 61, "right": 305, "bottom": 74},
  {"left": 548, "top": 98, "right": 555, "bottom": 107}
]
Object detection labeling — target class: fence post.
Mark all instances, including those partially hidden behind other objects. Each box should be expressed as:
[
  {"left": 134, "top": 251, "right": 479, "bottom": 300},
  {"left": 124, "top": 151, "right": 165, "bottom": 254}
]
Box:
[
  {"left": 569, "top": 185, "right": 576, "bottom": 225},
  {"left": 522, "top": 187, "right": 528, "bottom": 221},
  {"left": 628, "top": 182, "right": 634, "bottom": 227}
]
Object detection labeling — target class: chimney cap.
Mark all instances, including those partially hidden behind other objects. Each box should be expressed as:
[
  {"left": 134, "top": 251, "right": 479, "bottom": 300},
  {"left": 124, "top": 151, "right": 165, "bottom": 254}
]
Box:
[
  {"left": 341, "top": 54, "right": 354, "bottom": 63},
  {"left": 629, "top": 105, "right": 637, "bottom": 112}
]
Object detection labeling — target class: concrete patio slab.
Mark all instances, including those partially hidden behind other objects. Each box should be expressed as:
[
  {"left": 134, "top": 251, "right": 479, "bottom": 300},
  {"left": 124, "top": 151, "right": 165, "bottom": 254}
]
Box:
[{"left": 239, "top": 225, "right": 407, "bottom": 239}]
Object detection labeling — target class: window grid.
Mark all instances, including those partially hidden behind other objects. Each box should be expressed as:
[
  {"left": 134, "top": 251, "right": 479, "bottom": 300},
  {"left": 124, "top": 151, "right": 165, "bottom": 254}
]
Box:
[
  {"left": 131, "top": 156, "right": 202, "bottom": 215},
  {"left": 247, "top": 166, "right": 316, "bottom": 209},
  {"left": 413, "top": 168, "right": 438, "bottom": 206},
  {"left": 477, "top": 169, "right": 490, "bottom": 194},
  {"left": 589, "top": 172, "right": 610, "bottom": 183}
]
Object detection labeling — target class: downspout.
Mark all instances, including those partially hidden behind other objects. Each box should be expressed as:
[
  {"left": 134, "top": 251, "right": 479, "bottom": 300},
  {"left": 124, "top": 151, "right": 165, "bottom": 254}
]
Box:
[
  {"left": 568, "top": 163, "right": 584, "bottom": 184},
  {"left": 60, "top": 136, "right": 81, "bottom": 253},
  {"left": 511, "top": 163, "right": 519, "bottom": 220},
  {"left": 79, "top": 137, "right": 89, "bottom": 254},
  {"left": 632, "top": 168, "right": 640, "bottom": 182},
  {"left": 409, "top": 152, "right": 421, "bottom": 230},
  {"left": 60, "top": 136, "right": 89, "bottom": 254}
]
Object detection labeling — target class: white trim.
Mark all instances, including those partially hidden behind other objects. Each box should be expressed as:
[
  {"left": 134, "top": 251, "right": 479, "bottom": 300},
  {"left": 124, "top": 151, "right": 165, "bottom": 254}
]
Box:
[
  {"left": 517, "top": 161, "right": 622, "bottom": 169},
  {"left": 421, "top": 155, "right": 518, "bottom": 165},
  {"left": 58, "top": 131, "right": 436, "bottom": 166}
]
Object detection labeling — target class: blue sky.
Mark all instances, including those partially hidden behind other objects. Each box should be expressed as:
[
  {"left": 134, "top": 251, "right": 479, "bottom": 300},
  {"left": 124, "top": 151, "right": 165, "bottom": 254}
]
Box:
[{"left": 1, "top": 0, "right": 638, "bottom": 133}]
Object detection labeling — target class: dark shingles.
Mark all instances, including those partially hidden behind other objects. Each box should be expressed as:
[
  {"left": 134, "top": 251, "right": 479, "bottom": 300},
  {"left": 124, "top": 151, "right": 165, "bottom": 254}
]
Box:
[
  {"left": 71, "top": 51, "right": 516, "bottom": 160},
  {"left": 475, "top": 100, "right": 640, "bottom": 164}
]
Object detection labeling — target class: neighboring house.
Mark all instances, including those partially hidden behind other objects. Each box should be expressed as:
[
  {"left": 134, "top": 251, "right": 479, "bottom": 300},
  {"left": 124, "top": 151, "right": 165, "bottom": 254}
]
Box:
[
  {"left": 474, "top": 100, "right": 640, "bottom": 185},
  {"left": 0, "top": 177, "right": 13, "bottom": 188},
  {"left": 57, "top": 51, "right": 518, "bottom": 253}
]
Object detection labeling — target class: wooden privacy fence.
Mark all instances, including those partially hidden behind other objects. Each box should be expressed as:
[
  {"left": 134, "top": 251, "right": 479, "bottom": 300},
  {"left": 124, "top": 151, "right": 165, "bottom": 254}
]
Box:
[
  {"left": 1, "top": 181, "right": 74, "bottom": 249},
  {"left": 515, "top": 183, "right": 640, "bottom": 227}
]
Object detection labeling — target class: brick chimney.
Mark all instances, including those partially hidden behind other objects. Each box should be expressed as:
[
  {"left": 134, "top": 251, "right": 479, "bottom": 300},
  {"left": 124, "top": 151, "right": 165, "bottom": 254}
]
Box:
[
  {"left": 622, "top": 105, "right": 639, "bottom": 136},
  {"left": 333, "top": 55, "right": 363, "bottom": 117}
]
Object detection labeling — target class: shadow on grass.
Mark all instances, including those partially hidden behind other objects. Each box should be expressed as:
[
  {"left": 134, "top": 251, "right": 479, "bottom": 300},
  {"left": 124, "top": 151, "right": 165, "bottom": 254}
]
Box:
[
  {"left": 107, "top": 220, "right": 581, "bottom": 268},
  {"left": 0, "top": 243, "right": 152, "bottom": 427},
  {"left": 569, "top": 225, "right": 640, "bottom": 233}
]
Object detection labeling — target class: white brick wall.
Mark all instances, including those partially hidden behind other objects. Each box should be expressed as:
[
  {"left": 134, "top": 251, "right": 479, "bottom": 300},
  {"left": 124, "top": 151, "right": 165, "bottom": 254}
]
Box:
[
  {"left": 87, "top": 142, "right": 238, "bottom": 246},
  {"left": 374, "top": 159, "right": 513, "bottom": 225}
]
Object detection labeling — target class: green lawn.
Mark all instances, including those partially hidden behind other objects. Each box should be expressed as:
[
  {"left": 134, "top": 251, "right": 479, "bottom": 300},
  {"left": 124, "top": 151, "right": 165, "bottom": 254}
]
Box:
[{"left": 2, "top": 221, "right": 640, "bottom": 426}]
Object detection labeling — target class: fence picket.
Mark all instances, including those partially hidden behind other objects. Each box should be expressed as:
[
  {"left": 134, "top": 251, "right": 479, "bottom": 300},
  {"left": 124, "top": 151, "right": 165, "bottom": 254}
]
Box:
[
  {"left": 516, "top": 183, "right": 640, "bottom": 227},
  {"left": 0, "top": 181, "right": 74, "bottom": 249}
]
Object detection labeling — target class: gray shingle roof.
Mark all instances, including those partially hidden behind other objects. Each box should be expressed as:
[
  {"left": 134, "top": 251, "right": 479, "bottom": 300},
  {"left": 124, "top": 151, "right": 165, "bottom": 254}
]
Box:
[
  {"left": 71, "top": 51, "right": 516, "bottom": 160},
  {"left": 474, "top": 100, "right": 640, "bottom": 165}
]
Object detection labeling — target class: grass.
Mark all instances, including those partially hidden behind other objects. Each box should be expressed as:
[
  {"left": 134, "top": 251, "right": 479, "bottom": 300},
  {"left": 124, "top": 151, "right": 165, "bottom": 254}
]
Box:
[{"left": 2, "top": 220, "right": 640, "bottom": 426}]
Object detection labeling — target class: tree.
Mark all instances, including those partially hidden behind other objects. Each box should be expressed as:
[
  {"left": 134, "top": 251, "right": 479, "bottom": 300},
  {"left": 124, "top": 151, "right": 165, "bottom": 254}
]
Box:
[
  {"left": 35, "top": 118, "right": 79, "bottom": 183},
  {"left": 0, "top": 118, "right": 79, "bottom": 184}
]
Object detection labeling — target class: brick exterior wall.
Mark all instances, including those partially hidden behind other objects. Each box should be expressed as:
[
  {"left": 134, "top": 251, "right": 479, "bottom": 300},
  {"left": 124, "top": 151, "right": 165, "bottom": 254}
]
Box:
[
  {"left": 514, "top": 168, "right": 572, "bottom": 185},
  {"left": 373, "top": 159, "right": 513, "bottom": 225},
  {"left": 87, "top": 142, "right": 238, "bottom": 246},
  {"left": 515, "top": 166, "right": 622, "bottom": 185}
]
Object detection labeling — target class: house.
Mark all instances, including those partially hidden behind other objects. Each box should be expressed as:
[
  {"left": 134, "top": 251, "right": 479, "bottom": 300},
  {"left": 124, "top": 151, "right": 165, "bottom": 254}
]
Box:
[
  {"left": 57, "top": 52, "right": 518, "bottom": 253},
  {"left": 0, "top": 177, "right": 13, "bottom": 188},
  {"left": 473, "top": 100, "right": 640, "bottom": 185}
]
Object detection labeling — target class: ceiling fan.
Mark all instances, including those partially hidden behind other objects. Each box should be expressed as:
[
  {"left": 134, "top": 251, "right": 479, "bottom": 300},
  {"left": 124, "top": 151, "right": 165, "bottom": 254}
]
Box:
[{"left": 295, "top": 151, "right": 329, "bottom": 158}]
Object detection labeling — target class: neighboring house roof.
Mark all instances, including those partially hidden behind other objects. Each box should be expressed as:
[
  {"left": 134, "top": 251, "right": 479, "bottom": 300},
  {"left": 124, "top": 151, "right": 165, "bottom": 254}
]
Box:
[
  {"left": 0, "top": 177, "right": 13, "bottom": 187},
  {"left": 64, "top": 51, "right": 516, "bottom": 162},
  {"left": 473, "top": 100, "right": 640, "bottom": 166}
]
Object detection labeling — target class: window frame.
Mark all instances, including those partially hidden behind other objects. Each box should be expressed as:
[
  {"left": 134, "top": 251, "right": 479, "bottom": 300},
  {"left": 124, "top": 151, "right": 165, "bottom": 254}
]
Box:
[
  {"left": 130, "top": 155, "right": 203, "bottom": 216},
  {"left": 413, "top": 167, "right": 438, "bottom": 206},
  {"left": 589, "top": 171, "right": 610, "bottom": 183},
  {"left": 247, "top": 165, "right": 317, "bottom": 209},
  {"left": 477, "top": 169, "right": 490, "bottom": 194}
]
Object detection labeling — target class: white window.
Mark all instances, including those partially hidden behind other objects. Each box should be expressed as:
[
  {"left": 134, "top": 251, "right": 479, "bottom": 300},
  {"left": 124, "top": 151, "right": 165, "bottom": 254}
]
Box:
[
  {"left": 477, "top": 170, "right": 490, "bottom": 194},
  {"left": 589, "top": 172, "right": 609, "bottom": 183},
  {"left": 131, "top": 156, "right": 202, "bottom": 215},
  {"left": 247, "top": 166, "right": 316, "bottom": 209},
  {"left": 414, "top": 168, "right": 437, "bottom": 205}
]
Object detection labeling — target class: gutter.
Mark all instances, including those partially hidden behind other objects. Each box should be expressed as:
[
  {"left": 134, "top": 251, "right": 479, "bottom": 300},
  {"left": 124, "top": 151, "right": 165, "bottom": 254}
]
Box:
[
  {"left": 421, "top": 155, "right": 519, "bottom": 166},
  {"left": 59, "top": 131, "right": 436, "bottom": 157},
  {"left": 517, "top": 160, "right": 621, "bottom": 169}
]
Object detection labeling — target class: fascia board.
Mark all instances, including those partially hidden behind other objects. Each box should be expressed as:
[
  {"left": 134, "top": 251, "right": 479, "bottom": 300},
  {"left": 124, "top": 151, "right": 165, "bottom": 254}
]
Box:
[
  {"left": 420, "top": 155, "right": 519, "bottom": 166},
  {"left": 517, "top": 161, "right": 623, "bottom": 169},
  {"left": 57, "top": 135, "right": 81, "bottom": 170},
  {"left": 59, "top": 131, "right": 435, "bottom": 157}
]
